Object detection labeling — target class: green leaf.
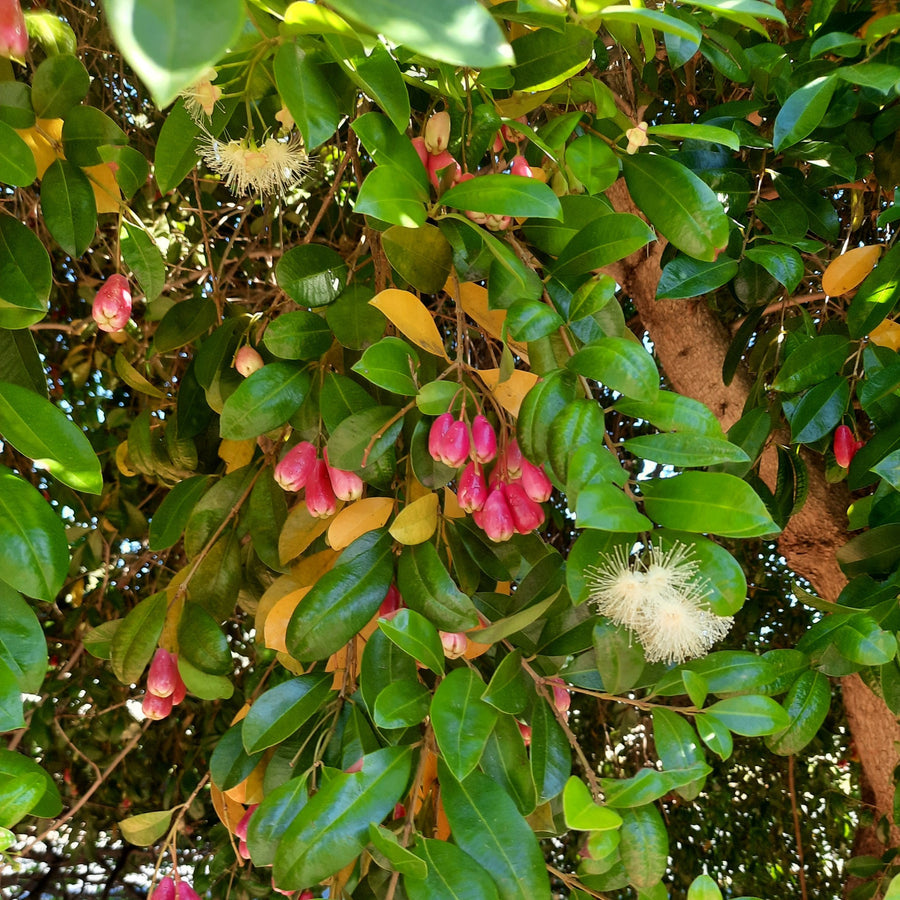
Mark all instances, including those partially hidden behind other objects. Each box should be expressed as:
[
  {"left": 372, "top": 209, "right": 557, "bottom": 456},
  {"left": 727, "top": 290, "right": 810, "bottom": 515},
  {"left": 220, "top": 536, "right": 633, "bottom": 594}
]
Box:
[
  {"left": 273, "top": 746, "right": 413, "bottom": 889},
  {"left": 641, "top": 472, "right": 780, "bottom": 537},
  {"left": 593, "top": 621, "right": 646, "bottom": 694},
  {"left": 511, "top": 25, "right": 595, "bottom": 92},
  {"left": 0, "top": 658, "right": 24, "bottom": 732},
  {"left": 274, "top": 41, "right": 341, "bottom": 150},
  {"left": 771, "top": 335, "right": 850, "bottom": 393},
  {"left": 833, "top": 615, "right": 897, "bottom": 665},
  {"left": 276, "top": 244, "right": 348, "bottom": 308},
  {"left": 286, "top": 531, "right": 394, "bottom": 661},
  {"left": 773, "top": 75, "right": 837, "bottom": 152},
  {"left": 356, "top": 164, "right": 428, "bottom": 228},
  {"left": 0, "top": 465, "right": 68, "bottom": 601},
  {"left": 432, "top": 668, "right": 498, "bottom": 780},
  {"left": 219, "top": 363, "right": 311, "bottom": 440},
  {"left": 439, "top": 763, "right": 552, "bottom": 900},
  {"left": 563, "top": 776, "right": 623, "bottom": 831},
  {"left": 687, "top": 874, "right": 724, "bottom": 900},
  {"left": 576, "top": 484, "right": 653, "bottom": 531},
  {"left": 0, "top": 329, "right": 45, "bottom": 395},
  {"left": 847, "top": 243, "right": 900, "bottom": 339},
  {"left": 119, "top": 809, "right": 173, "bottom": 846},
  {"left": 242, "top": 674, "right": 334, "bottom": 753},
  {"left": 765, "top": 670, "right": 830, "bottom": 756},
  {"left": 0, "top": 82, "right": 33, "bottom": 129},
  {"left": 622, "top": 154, "right": 729, "bottom": 262},
  {"left": 177, "top": 656, "right": 232, "bottom": 700},
  {"left": 328, "top": 0, "right": 512, "bottom": 68},
  {"left": 441, "top": 174, "right": 562, "bottom": 220},
  {"left": 382, "top": 224, "right": 453, "bottom": 294},
  {"left": 0, "top": 121, "right": 36, "bottom": 187},
  {"left": 506, "top": 298, "right": 564, "bottom": 342},
  {"left": 40, "top": 159, "right": 96, "bottom": 257},
  {"left": 153, "top": 101, "right": 201, "bottom": 193},
  {"left": 31, "top": 54, "right": 90, "bottom": 118},
  {"left": 624, "top": 433, "right": 749, "bottom": 467},
  {"left": 406, "top": 837, "right": 501, "bottom": 900},
  {"left": 553, "top": 213, "right": 655, "bottom": 276},
  {"left": 656, "top": 255, "right": 738, "bottom": 299},
  {"left": 0, "top": 583, "right": 47, "bottom": 693},
  {"left": 373, "top": 679, "right": 431, "bottom": 729},
  {"left": 149, "top": 475, "right": 210, "bottom": 551},
  {"left": 154, "top": 298, "right": 217, "bottom": 353},
  {"left": 360, "top": 627, "right": 418, "bottom": 715},
  {"left": 566, "top": 134, "right": 619, "bottom": 195},
  {"left": 696, "top": 711, "right": 733, "bottom": 759},
  {"left": 102, "top": 0, "right": 246, "bottom": 108},
  {"left": 836, "top": 525, "right": 900, "bottom": 578},
  {"left": 246, "top": 777, "right": 309, "bottom": 867},
  {"left": 480, "top": 715, "right": 536, "bottom": 817},
  {"left": 379, "top": 608, "right": 445, "bottom": 674},
  {"left": 602, "top": 5, "right": 702, "bottom": 42},
  {"left": 616, "top": 391, "right": 723, "bottom": 438},
  {"left": 0, "top": 750, "right": 53, "bottom": 827},
  {"left": 517, "top": 368, "right": 578, "bottom": 464},
  {"left": 531, "top": 696, "right": 571, "bottom": 804},
  {"left": 61, "top": 105, "right": 128, "bottom": 167},
  {"left": 353, "top": 337, "right": 420, "bottom": 396},
  {"left": 568, "top": 337, "right": 660, "bottom": 403},
  {"left": 745, "top": 245, "right": 803, "bottom": 293},
  {"left": 481, "top": 651, "right": 529, "bottom": 714},
  {"left": 705, "top": 695, "right": 790, "bottom": 736},
  {"left": 209, "top": 724, "right": 264, "bottom": 791},
  {"left": 369, "top": 824, "right": 428, "bottom": 878},
  {"left": 263, "top": 310, "right": 333, "bottom": 361},
  {"left": 648, "top": 123, "right": 740, "bottom": 151},
  {"left": 327, "top": 405, "right": 403, "bottom": 471},
  {"left": 0, "top": 380, "right": 102, "bottom": 493},
  {"left": 110, "top": 591, "right": 166, "bottom": 684},
  {"left": 789, "top": 375, "right": 849, "bottom": 443},
  {"left": 178, "top": 598, "right": 232, "bottom": 673},
  {"left": 0, "top": 214, "right": 52, "bottom": 330},
  {"left": 99, "top": 145, "right": 149, "bottom": 199},
  {"left": 121, "top": 222, "right": 165, "bottom": 301},
  {"left": 343, "top": 43, "right": 410, "bottom": 134},
  {"left": 618, "top": 804, "right": 668, "bottom": 891}
]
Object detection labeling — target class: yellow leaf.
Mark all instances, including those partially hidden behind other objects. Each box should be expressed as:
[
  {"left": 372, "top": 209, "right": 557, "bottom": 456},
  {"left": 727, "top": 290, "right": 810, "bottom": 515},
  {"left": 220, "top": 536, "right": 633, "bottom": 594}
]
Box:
[
  {"left": 15, "top": 118, "right": 63, "bottom": 178},
  {"left": 211, "top": 783, "right": 245, "bottom": 833},
  {"left": 84, "top": 162, "right": 122, "bottom": 214},
  {"left": 449, "top": 279, "right": 529, "bottom": 363},
  {"left": 822, "top": 245, "right": 882, "bottom": 296},
  {"left": 869, "top": 318, "right": 900, "bottom": 351},
  {"left": 390, "top": 492, "right": 439, "bottom": 544},
  {"left": 478, "top": 368, "right": 540, "bottom": 417},
  {"left": 327, "top": 497, "right": 394, "bottom": 550},
  {"left": 218, "top": 438, "right": 256, "bottom": 473},
  {"left": 264, "top": 586, "right": 311, "bottom": 652},
  {"left": 278, "top": 500, "right": 341, "bottom": 564},
  {"left": 443, "top": 486, "right": 466, "bottom": 519},
  {"left": 115, "top": 441, "right": 137, "bottom": 477},
  {"left": 224, "top": 757, "right": 266, "bottom": 805},
  {"left": 369, "top": 289, "right": 449, "bottom": 360}
]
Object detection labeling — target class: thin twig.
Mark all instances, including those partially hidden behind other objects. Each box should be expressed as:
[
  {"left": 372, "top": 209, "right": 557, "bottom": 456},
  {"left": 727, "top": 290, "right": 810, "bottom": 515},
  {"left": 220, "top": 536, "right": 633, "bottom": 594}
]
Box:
[{"left": 788, "top": 755, "right": 809, "bottom": 900}]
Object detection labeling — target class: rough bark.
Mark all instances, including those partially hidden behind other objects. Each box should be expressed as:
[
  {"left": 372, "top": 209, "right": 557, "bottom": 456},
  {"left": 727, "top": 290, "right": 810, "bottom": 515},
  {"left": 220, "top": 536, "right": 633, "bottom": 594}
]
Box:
[{"left": 603, "top": 178, "right": 900, "bottom": 866}]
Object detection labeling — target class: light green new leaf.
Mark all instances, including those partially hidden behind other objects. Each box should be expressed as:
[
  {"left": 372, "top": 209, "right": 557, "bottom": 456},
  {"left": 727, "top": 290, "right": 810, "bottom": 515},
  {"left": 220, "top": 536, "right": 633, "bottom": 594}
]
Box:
[
  {"left": 563, "top": 776, "right": 623, "bottom": 831},
  {"left": 119, "top": 809, "right": 173, "bottom": 846}
]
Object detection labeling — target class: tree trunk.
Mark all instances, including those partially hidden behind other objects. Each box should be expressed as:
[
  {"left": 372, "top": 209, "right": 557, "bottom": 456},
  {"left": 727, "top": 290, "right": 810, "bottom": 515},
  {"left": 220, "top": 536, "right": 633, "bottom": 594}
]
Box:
[{"left": 603, "top": 178, "right": 900, "bottom": 869}]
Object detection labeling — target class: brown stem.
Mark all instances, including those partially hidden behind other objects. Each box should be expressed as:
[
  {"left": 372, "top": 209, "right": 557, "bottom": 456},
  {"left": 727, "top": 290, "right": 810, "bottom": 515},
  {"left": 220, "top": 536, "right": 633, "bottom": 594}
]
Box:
[{"left": 788, "top": 755, "right": 809, "bottom": 900}]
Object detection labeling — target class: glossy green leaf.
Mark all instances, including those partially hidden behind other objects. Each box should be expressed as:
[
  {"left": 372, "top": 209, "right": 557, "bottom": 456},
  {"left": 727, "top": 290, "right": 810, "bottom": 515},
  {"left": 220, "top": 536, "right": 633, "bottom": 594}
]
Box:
[
  {"left": 41, "top": 159, "right": 96, "bottom": 257},
  {"left": 432, "top": 668, "right": 498, "bottom": 780},
  {"left": 61, "top": 105, "right": 128, "bottom": 167},
  {"left": 517, "top": 368, "right": 578, "bottom": 464},
  {"left": 154, "top": 298, "right": 217, "bottom": 353},
  {"left": 31, "top": 54, "right": 89, "bottom": 118},
  {"left": 563, "top": 776, "right": 623, "bottom": 831},
  {"left": 569, "top": 337, "right": 659, "bottom": 403},
  {"left": 789, "top": 375, "right": 849, "bottom": 443},
  {"left": 327, "top": 405, "right": 404, "bottom": 471},
  {"left": 547, "top": 398, "right": 606, "bottom": 484},
  {"left": 833, "top": 615, "right": 896, "bottom": 665},
  {"left": 652, "top": 706, "right": 705, "bottom": 787},
  {"left": 511, "top": 25, "right": 594, "bottom": 92},
  {"left": 624, "top": 433, "right": 748, "bottom": 467},
  {"left": 397, "top": 542, "right": 479, "bottom": 631},
  {"left": 656, "top": 255, "right": 738, "bottom": 300},
  {"left": 276, "top": 244, "right": 348, "bottom": 308},
  {"left": 623, "top": 154, "right": 729, "bottom": 262},
  {"left": 373, "top": 679, "right": 431, "bottom": 729},
  {"left": 0, "top": 750, "right": 50, "bottom": 827},
  {"left": 765, "top": 670, "right": 830, "bottom": 756},
  {"left": 148, "top": 475, "right": 210, "bottom": 552},
  {"left": 263, "top": 310, "right": 333, "bottom": 361},
  {"left": 110, "top": 591, "right": 166, "bottom": 684},
  {"left": 442, "top": 174, "right": 562, "bottom": 220},
  {"left": 648, "top": 123, "right": 740, "bottom": 151},
  {"left": 439, "top": 763, "right": 552, "bottom": 900},
  {"left": 0, "top": 380, "right": 102, "bottom": 493},
  {"left": 745, "top": 245, "right": 803, "bottom": 293},
  {"left": 687, "top": 874, "right": 724, "bottom": 900},
  {"left": 209, "top": 724, "right": 265, "bottom": 791},
  {"left": 616, "top": 391, "right": 723, "bottom": 438},
  {"left": 355, "top": 164, "right": 428, "bottom": 227},
  {"left": 601, "top": 764, "right": 711, "bottom": 809},
  {"left": 274, "top": 41, "right": 341, "bottom": 150},
  {"left": 178, "top": 601, "right": 232, "bottom": 674},
  {"left": 121, "top": 222, "right": 165, "bottom": 301},
  {"left": 0, "top": 658, "right": 24, "bottom": 732},
  {"left": 379, "top": 608, "right": 445, "bottom": 674},
  {"left": 406, "top": 837, "right": 500, "bottom": 900},
  {"left": 531, "top": 696, "right": 571, "bottom": 804},
  {"left": 576, "top": 484, "right": 653, "bottom": 532},
  {"left": 553, "top": 213, "right": 655, "bottom": 276},
  {"left": 481, "top": 651, "right": 529, "bottom": 714},
  {"left": 353, "top": 337, "right": 420, "bottom": 395},
  {"left": 704, "top": 695, "right": 790, "bottom": 736},
  {"left": 696, "top": 711, "right": 733, "bottom": 759},
  {"left": 0, "top": 582, "right": 47, "bottom": 693},
  {"left": 506, "top": 298, "right": 564, "bottom": 342},
  {"left": 343, "top": 43, "right": 410, "bottom": 134},
  {"left": 773, "top": 76, "right": 837, "bottom": 152},
  {"left": 286, "top": 530, "right": 394, "bottom": 660},
  {"left": 177, "top": 656, "right": 233, "bottom": 700},
  {"left": 480, "top": 714, "right": 537, "bottom": 816},
  {"left": 220, "top": 363, "right": 311, "bottom": 440},
  {"left": 0, "top": 214, "right": 52, "bottom": 329},
  {"left": 246, "top": 777, "right": 309, "bottom": 867},
  {"left": 242, "top": 674, "right": 334, "bottom": 753},
  {"left": 641, "top": 472, "right": 779, "bottom": 537},
  {"left": 836, "top": 524, "right": 900, "bottom": 577},
  {"left": 618, "top": 804, "right": 668, "bottom": 891},
  {"left": 566, "top": 134, "right": 619, "bottom": 194},
  {"left": 153, "top": 101, "right": 202, "bottom": 193},
  {"left": 0, "top": 329, "right": 45, "bottom": 395},
  {"left": 369, "top": 824, "right": 427, "bottom": 878},
  {"left": 102, "top": 0, "right": 246, "bottom": 108},
  {"left": 274, "top": 746, "right": 413, "bottom": 889},
  {"left": 0, "top": 121, "right": 36, "bottom": 187},
  {"left": 593, "top": 621, "right": 646, "bottom": 694},
  {"left": 382, "top": 224, "right": 453, "bottom": 294},
  {"left": 602, "top": 5, "right": 702, "bottom": 42},
  {"left": 119, "top": 809, "right": 173, "bottom": 846}
]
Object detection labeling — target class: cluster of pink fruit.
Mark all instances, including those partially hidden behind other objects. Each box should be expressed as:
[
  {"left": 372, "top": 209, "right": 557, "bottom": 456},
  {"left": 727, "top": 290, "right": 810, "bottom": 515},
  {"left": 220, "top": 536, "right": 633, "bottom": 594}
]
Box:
[
  {"left": 428, "top": 412, "right": 552, "bottom": 542},
  {"left": 410, "top": 111, "right": 538, "bottom": 231},
  {"left": 274, "top": 442, "right": 363, "bottom": 517},
  {"left": 92, "top": 274, "right": 133, "bottom": 333},
  {"left": 149, "top": 874, "right": 201, "bottom": 900},
  {"left": 142, "top": 648, "right": 187, "bottom": 721}
]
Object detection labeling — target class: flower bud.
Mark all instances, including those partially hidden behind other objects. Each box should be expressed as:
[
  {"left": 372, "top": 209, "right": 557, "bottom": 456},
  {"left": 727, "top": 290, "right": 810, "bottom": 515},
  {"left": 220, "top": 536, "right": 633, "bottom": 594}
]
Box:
[
  {"left": 504, "top": 481, "right": 545, "bottom": 533},
  {"left": 471, "top": 415, "right": 497, "bottom": 464},
  {"left": 234, "top": 345, "right": 264, "bottom": 377},
  {"left": 504, "top": 439, "right": 524, "bottom": 479},
  {"left": 175, "top": 884, "right": 201, "bottom": 900},
  {"left": 324, "top": 450, "right": 364, "bottom": 501},
  {"left": 410, "top": 136, "right": 429, "bottom": 170},
  {"left": 305, "top": 459, "right": 337, "bottom": 518},
  {"left": 439, "top": 420, "right": 471, "bottom": 468},
  {"left": 235, "top": 803, "right": 259, "bottom": 841},
  {"left": 151, "top": 877, "right": 176, "bottom": 900},
  {"left": 465, "top": 208, "right": 488, "bottom": 225},
  {"left": 440, "top": 630, "right": 468, "bottom": 659},
  {"left": 274, "top": 442, "right": 317, "bottom": 492},
  {"left": 484, "top": 214, "right": 511, "bottom": 231},
  {"left": 520, "top": 459, "right": 552, "bottom": 502},
  {"left": 424, "top": 111, "right": 451, "bottom": 155},
  {"left": 510, "top": 155, "right": 532, "bottom": 178},
  {"left": 92, "top": 274, "right": 132, "bottom": 333},
  {"left": 379, "top": 584, "right": 404, "bottom": 618},
  {"left": 427, "top": 150, "right": 461, "bottom": 190},
  {"left": 457, "top": 462, "right": 488, "bottom": 513},
  {"left": 142, "top": 691, "right": 173, "bottom": 721},
  {"left": 517, "top": 721, "right": 532, "bottom": 747},
  {"left": 481, "top": 487, "right": 514, "bottom": 542},
  {"left": 834, "top": 425, "right": 858, "bottom": 468},
  {"left": 147, "top": 648, "right": 179, "bottom": 698},
  {"left": 393, "top": 802, "right": 406, "bottom": 820},
  {"left": 0, "top": 0, "right": 27, "bottom": 60},
  {"left": 429, "top": 412, "right": 454, "bottom": 461},
  {"left": 548, "top": 676, "right": 571, "bottom": 714}
]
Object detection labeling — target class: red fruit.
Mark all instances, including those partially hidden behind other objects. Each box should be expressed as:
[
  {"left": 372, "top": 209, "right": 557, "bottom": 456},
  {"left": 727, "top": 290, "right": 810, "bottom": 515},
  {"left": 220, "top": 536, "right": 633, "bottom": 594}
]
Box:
[
  {"left": 834, "top": 425, "right": 858, "bottom": 468},
  {"left": 502, "top": 116, "right": 528, "bottom": 142},
  {"left": 151, "top": 877, "right": 176, "bottom": 900},
  {"left": 427, "top": 150, "right": 461, "bottom": 190},
  {"left": 92, "top": 274, "right": 132, "bottom": 333},
  {"left": 393, "top": 802, "right": 407, "bottom": 820},
  {"left": 504, "top": 481, "right": 545, "bottom": 534},
  {"left": 274, "top": 441, "right": 317, "bottom": 492},
  {"left": 142, "top": 691, "right": 173, "bottom": 721},
  {"left": 235, "top": 803, "right": 259, "bottom": 842},
  {"left": 510, "top": 155, "right": 532, "bottom": 178},
  {"left": 457, "top": 462, "right": 488, "bottom": 513},
  {"left": 0, "top": 0, "right": 27, "bottom": 60},
  {"left": 520, "top": 459, "right": 553, "bottom": 502},
  {"left": 504, "top": 440, "right": 524, "bottom": 479},
  {"left": 305, "top": 459, "right": 337, "bottom": 518},
  {"left": 424, "top": 110, "right": 451, "bottom": 154},
  {"left": 439, "top": 420, "right": 471, "bottom": 468},
  {"left": 440, "top": 631, "right": 468, "bottom": 659},
  {"left": 379, "top": 584, "right": 404, "bottom": 618},
  {"left": 429, "top": 412, "right": 454, "bottom": 461},
  {"left": 471, "top": 415, "right": 497, "bottom": 464},
  {"left": 410, "top": 136, "right": 429, "bottom": 170},
  {"left": 147, "top": 648, "right": 179, "bottom": 698},
  {"left": 234, "top": 345, "right": 263, "bottom": 377},
  {"left": 175, "top": 884, "right": 201, "bottom": 900},
  {"left": 481, "top": 487, "right": 514, "bottom": 542},
  {"left": 324, "top": 449, "right": 363, "bottom": 501}
]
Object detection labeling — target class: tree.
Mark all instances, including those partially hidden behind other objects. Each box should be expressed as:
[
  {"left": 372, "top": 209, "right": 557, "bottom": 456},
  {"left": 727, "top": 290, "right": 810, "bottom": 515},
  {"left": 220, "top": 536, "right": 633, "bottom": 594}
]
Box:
[{"left": 1, "top": 0, "right": 900, "bottom": 897}]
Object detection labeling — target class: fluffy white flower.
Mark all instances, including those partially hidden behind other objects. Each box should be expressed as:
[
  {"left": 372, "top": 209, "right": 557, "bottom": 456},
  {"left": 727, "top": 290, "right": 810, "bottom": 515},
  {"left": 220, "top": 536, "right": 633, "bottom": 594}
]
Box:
[
  {"left": 181, "top": 68, "right": 222, "bottom": 121},
  {"left": 584, "top": 544, "right": 647, "bottom": 630},
  {"left": 198, "top": 132, "right": 310, "bottom": 196},
  {"left": 638, "top": 588, "right": 733, "bottom": 665}
]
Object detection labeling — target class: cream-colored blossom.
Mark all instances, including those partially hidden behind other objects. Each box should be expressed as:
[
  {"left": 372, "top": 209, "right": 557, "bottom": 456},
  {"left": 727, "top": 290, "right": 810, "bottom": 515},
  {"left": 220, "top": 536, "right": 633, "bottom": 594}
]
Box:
[
  {"left": 181, "top": 68, "right": 221, "bottom": 121},
  {"left": 198, "top": 132, "right": 310, "bottom": 196},
  {"left": 584, "top": 544, "right": 647, "bottom": 630},
  {"left": 638, "top": 591, "right": 733, "bottom": 665},
  {"left": 625, "top": 121, "right": 649, "bottom": 155}
]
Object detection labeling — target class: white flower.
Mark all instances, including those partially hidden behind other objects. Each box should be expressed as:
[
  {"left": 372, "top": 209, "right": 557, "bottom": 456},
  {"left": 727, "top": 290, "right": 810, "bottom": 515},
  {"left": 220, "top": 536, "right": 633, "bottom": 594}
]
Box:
[
  {"left": 181, "top": 68, "right": 222, "bottom": 121},
  {"left": 585, "top": 540, "right": 733, "bottom": 665},
  {"left": 197, "top": 132, "right": 310, "bottom": 196}
]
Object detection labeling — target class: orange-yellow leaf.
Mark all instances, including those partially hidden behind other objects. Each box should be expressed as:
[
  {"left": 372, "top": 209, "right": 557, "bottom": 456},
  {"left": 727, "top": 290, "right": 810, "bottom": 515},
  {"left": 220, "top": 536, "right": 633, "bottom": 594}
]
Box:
[
  {"left": 278, "top": 501, "right": 340, "bottom": 565},
  {"left": 15, "top": 118, "right": 63, "bottom": 178},
  {"left": 224, "top": 757, "right": 266, "bottom": 805},
  {"left": 264, "top": 586, "right": 311, "bottom": 652},
  {"left": 822, "top": 245, "right": 882, "bottom": 296},
  {"left": 218, "top": 438, "right": 256, "bottom": 473},
  {"left": 443, "top": 486, "right": 465, "bottom": 519},
  {"left": 390, "top": 492, "right": 439, "bottom": 544},
  {"left": 369, "top": 288, "right": 449, "bottom": 360},
  {"left": 478, "top": 368, "right": 540, "bottom": 417},
  {"left": 211, "top": 783, "right": 245, "bottom": 833},
  {"left": 84, "top": 162, "right": 122, "bottom": 214},
  {"left": 327, "top": 497, "right": 394, "bottom": 550},
  {"left": 449, "top": 279, "right": 529, "bottom": 362},
  {"left": 869, "top": 318, "right": 900, "bottom": 351}
]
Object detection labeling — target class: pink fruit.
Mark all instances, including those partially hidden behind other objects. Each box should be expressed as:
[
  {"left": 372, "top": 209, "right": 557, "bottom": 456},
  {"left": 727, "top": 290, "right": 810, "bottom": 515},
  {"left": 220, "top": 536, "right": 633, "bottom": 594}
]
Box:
[
  {"left": 324, "top": 450, "right": 363, "bottom": 501},
  {"left": 429, "top": 412, "right": 454, "bottom": 461},
  {"left": 548, "top": 676, "right": 571, "bottom": 714},
  {"left": 424, "top": 111, "right": 451, "bottom": 155},
  {"left": 274, "top": 442, "right": 317, "bottom": 492},
  {"left": 440, "top": 631, "right": 468, "bottom": 659},
  {"left": 481, "top": 487, "right": 514, "bottom": 542},
  {"left": 235, "top": 803, "right": 258, "bottom": 841},
  {"left": 175, "top": 884, "right": 201, "bottom": 900},
  {"left": 834, "top": 425, "right": 859, "bottom": 468},
  {"left": 518, "top": 722, "right": 532, "bottom": 746},
  {"left": 504, "top": 439, "right": 524, "bottom": 479},
  {"left": 439, "top": 420, "right": 471, "bottom": 469},
  {"left": 142, "top": 691, "right": 173, "bottom": 721},
  {"left": 379, "top": 584, "right": 404, "bottom": 618},
  {"left": 234, "top": 345, "right": 264, "bottom": 377},
  {"left": 0, "top": 0, "right": 27, "bottom": 60},
  {"left": 510, "top": 155, "right": 532, "bottom": 178},
  {"left": 520, "top": 459, "right": 552, "bottom": 502},
  {"left": 427, "top": 150, "right": 461, "bottom": 190},
  {"left": 410, "top": 136, "right": 429, "bottom": 170},
  {"left": 170, "top": 671, "right": 187, "bottom": 706},
  {"left": 147, "top": 648, "right": 179, "bottom": 698},
  {"left": 150, "top": 876, "right": 176, "bottom": 900},
  {"left": 305, "top": 459, "right": 337, "bottom": 518},
  {"left": 504, "top": 481, "right": 545, "bottom": 534},
  {"left": 457, "top": 462, "right": 488, "bottom": 513},
  {"left": 471, "top": 415, "right": 497, "bottom": 464},
  {"left": 92, "top": 274, "right": 132, "bottom": 333}
]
